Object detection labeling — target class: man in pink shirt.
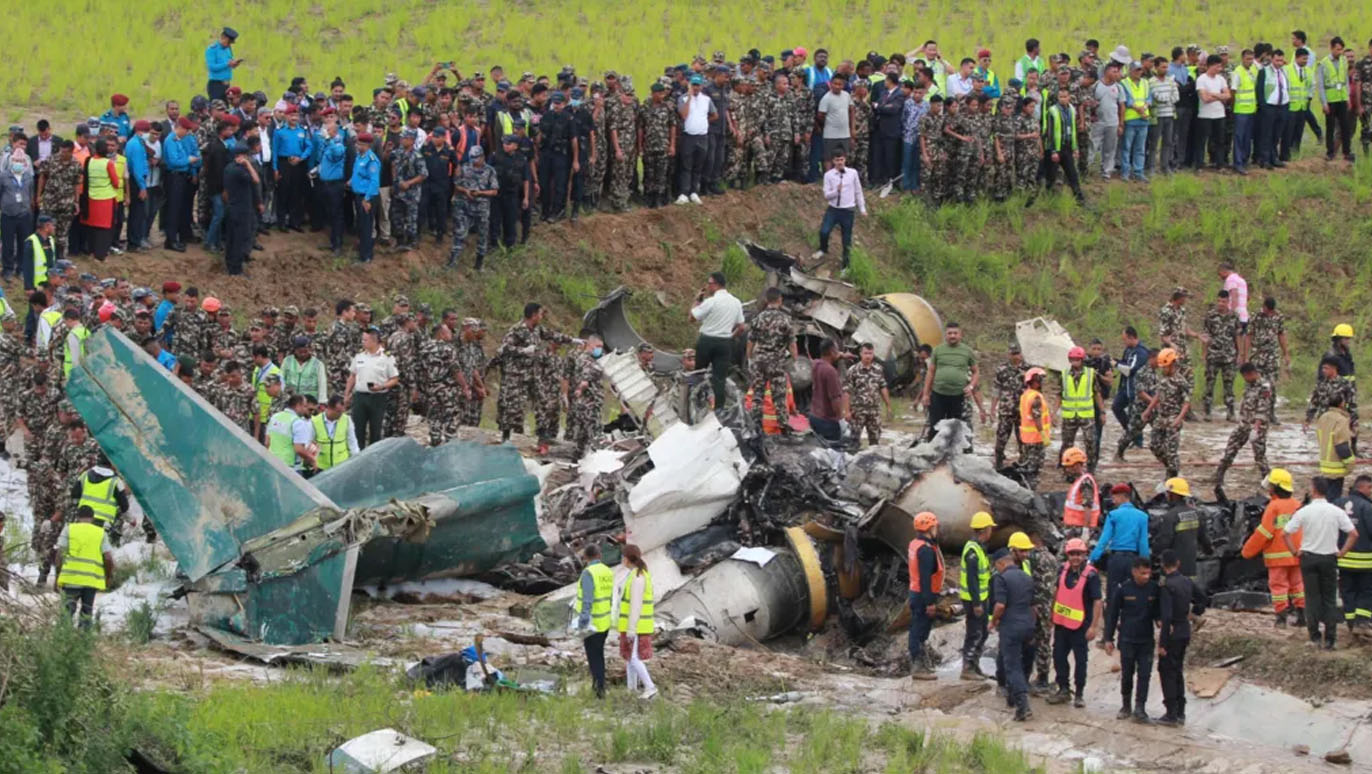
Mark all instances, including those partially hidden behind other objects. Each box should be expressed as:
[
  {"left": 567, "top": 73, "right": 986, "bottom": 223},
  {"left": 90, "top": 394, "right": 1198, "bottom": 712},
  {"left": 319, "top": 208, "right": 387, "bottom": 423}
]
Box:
[
  {"left": 812, "top": 150, "right": 867, "bottom": 276},
  {"left": 1218, "top": 262, "right": 1250, "bottom": 361}
]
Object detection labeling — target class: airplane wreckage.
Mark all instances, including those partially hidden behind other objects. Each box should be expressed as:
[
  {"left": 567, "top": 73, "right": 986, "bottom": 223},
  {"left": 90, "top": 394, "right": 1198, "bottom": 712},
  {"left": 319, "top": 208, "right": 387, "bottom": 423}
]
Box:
[{"left": 67, "top": 244, "right": 1271, "bottom": 648}]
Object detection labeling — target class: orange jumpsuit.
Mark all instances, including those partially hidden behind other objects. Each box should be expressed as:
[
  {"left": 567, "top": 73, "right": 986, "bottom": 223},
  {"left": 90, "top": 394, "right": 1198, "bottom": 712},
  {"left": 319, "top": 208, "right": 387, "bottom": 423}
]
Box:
[{"left": 1240, "top": 496, "right": 1304, "bottom": 613}]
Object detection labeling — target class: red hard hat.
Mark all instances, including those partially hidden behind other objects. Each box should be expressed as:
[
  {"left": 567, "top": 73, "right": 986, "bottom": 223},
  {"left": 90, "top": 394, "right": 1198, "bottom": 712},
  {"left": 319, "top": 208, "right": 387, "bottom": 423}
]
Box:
[
  {"left": 1064, "top": 538, "right": 1089, "bottom": 554},
  {"left": 1068, "top": 346, "right": 1086, "bottom": 359},
  {"left": 98, "top": 301, "right": 115, "bottom": 323}
]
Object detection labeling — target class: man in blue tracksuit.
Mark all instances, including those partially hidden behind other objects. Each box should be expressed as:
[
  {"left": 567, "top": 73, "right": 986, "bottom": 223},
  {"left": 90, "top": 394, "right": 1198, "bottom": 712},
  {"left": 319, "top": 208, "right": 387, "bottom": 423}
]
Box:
[
  {"left": 349, "top": 133, "right": 381, "bottom": 263},
  {"left": 1091, "top": 482, "right": 1152, "bottom": 633}
]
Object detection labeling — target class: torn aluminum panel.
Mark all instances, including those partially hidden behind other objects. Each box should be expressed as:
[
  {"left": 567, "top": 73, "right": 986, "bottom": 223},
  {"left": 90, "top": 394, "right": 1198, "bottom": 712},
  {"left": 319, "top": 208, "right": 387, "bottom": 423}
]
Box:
[
  {"left": 598, "top": 350, "right": 682, "bottom": 438},
  {"left": 327, "top": 729, "right": 437, "bottom": 774},
  {"left": 583, "top": 286, "right": 683, "bottom": 372},
  {"left": 622, "top": 413, "right": 749, "bottom": 552},
  {"left": 1016, "top": 317, "right": 1077, "bottom": 373}
]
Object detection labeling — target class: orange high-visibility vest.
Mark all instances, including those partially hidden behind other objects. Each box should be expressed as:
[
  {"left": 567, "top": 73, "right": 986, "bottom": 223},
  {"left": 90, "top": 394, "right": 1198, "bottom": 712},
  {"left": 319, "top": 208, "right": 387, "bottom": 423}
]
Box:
[
  {"left": 907, "top": 538, "right": 946, "bottom": 593},
  {"left": 1063, "top": 473, "right": 1101, "bottom": 528},
  {"left": 1019, "top": 389, "right": 1050, "bottom": 444}
]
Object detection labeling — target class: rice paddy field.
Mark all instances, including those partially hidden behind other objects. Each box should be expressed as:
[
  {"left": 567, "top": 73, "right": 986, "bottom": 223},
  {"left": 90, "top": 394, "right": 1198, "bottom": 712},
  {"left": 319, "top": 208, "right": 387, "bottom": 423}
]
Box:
[{"left": 9, "top": 1, "right": 1372, "bottom": 116}]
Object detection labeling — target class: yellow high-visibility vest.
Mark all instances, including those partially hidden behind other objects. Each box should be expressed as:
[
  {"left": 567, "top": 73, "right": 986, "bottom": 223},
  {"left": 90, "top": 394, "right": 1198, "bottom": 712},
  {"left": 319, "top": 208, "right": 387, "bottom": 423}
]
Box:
[
  {"left": 1233, "top": 66, "right": 1257, "bottom": 115},
  {"left": 57, "top": 521, "right": 107, "bottom": 591},
  {"left": 311, "top": 413, "right": 351, "bottom": 470},
  {"left": 1060, "top": 368, "right": 1096, "bottom": 419},
  {"left": 576, "top": 562, "right": 615, "bottom": 633},
  {"left": 616, "top": 569, "right": 655, "bottom": 635},
  {"left": 78, "top": 472, "right": 119, "bottom": 524},
  {"left": 1320, "top": 56, "right": 1348, "bottom": 103}
]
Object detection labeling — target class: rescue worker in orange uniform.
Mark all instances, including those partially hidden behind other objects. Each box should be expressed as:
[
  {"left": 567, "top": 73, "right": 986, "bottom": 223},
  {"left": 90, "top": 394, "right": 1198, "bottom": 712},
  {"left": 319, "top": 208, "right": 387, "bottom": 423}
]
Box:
[
  {"left": 1017, "top": 367, "right": 1051, "bottom": 489},
  {"left": 908, "top": 510, "right": 944, "bottom": 681},
  {"left": 1045, "top": 537, "right": 1102, "bottom": 708},
  {"left": 1240, "top": 468, "right": 1305, "bottom": 627},
  {"left": 1061, "top": 447, "right": 1099, "bottom": 539}
]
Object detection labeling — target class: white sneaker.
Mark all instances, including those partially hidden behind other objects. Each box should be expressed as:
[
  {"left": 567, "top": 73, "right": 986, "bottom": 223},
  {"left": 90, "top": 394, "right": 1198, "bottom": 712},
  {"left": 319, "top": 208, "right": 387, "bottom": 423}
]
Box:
[
  {"left": 640, "top": 686, "right": 659, "bottom": 700},
  {"left": 675, "top": 194, "right": 689, "bottom": 205},
  {"left": 810, "top": 250, "right": 825, "bottom": 260},
  {"left": 689, "top": 193, "right": 702, "bottom": 204}
]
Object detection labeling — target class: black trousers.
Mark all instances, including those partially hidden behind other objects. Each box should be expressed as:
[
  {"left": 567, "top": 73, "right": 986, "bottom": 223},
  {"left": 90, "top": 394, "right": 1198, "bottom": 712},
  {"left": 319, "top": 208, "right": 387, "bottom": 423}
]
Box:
[
  {"left": 925, "top": 392, "right": 966, "bottom": 439},
  {"left": 1192, "top": 118, "right": 1225, "bottom": 166},
  {"left": 421, "top": 183, "right": 450, "bottom": 237},
  {"left": 0, "top": 212, "right": 32, "bottom": 276},
  {"left": 1105, "top": 552, "right": 1138, "bottom": 621},
  {"left": 207, "top": 79, "right": 229, "bottom": 102},
  {"left": 1256, "top": 106, "right": 1287, "bottom": 166},
  {"left": 996, "top": 625, "right": 1035, "bottom": 709},
  {"left": 1326, "top": 101, "right": 1354, "bottom": 157},
  {"left": 1052, "top": 625, "right": 1089, "bottom": 692},
  {"left": 961, "top": 605, "right": 989, "bottom": 664},
  {"left": 1280, "top": 108, "right": 1304, "bottom": 160},
  {"left": 1118, "top": 640, "right": 1154, "bottom": 710},
  {"left": 354, "top": 195, "right": 376, "bottom": 262},
  {"left": 1040, "top": 150, "right": 1083, "bottom": 198},
  {"left": 1340, "top": 568, "right": 1372, "bottom": 626},
  {"left": 543, "top": 151, "right": 570, "bottom": 217},
  {"left": 1300, "top": 552, "right": 1340, "bottom": 641},
  {"left": 126, "top": 181, "right": 149, "bottom": 247},
  {"left": 320, "top": 180, "right": 346, "bottom": 250},
  {"left": 224, "top": 212, "right": 253, "bottom": 275},
  {"left": 694, "top": 334, "right": 734, "bottom": 411},
  {"left": 351, "top": 391, "right": 388, "bottom": 448},
  {"left": 583, "top": 629, "right": 608, "bottom": 698},
  {"left": 491, "top": 192, "right": 520, "bottom": 248},
  {"left": 678, "top": 133, "right": 709, "bottom": 195},
  {"left": 277, "top": 163, "right": 308, "bottom": 228},
  {"left": 1318, "top": 476, "right": 1345, "bottom": 501},
  {"left": 63, "top": 586, "right": 97, "bottom": 630},
  {"left": 705, "top": 133, "right": 726, "bottom": 190},
  {"left": 873, "top": 136, "right": 902, "bottom": 184},
  {"left": 164, "top": 171, "right": 194, "bottom": 243},
  {"left": 1158, "top": 635, "right": 1189, "bottom": 718}
]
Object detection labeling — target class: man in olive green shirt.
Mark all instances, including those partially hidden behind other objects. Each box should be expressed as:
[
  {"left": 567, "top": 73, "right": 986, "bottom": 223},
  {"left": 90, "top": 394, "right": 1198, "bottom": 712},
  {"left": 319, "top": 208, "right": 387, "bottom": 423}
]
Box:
[{"left": 921, "top": 321, "right": 979, "bottom": 440}]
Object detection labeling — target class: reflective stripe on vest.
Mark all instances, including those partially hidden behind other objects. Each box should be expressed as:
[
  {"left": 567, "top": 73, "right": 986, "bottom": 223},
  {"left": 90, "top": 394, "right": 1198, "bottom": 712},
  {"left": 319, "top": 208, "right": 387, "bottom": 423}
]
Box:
[
  {"left": 85, "top": 157, "right": 116, "bottom": 201},
  {"left": 312, "top": 413, "right": 351, "bottom": 470},
  {"left": 27, "top": 233, "right": 50, "bottom": 286},
  {"left": 1123, "top": 78, "right": 1150, "bottom": 121},
  {"left": 57, "top": 521, "right": 107, "bottom": 591},
  {"left": 266, "top": 409, "right": 299, "bottom": 468},
  {"left": 1019, "top": 389, "right": 1050, "bottom": 444},
  {"left": 908, "top": 537, "right": 946, "bottom": 593},
  {"left": 1319, "top": 424, "right": 1352, "bottom": 476},
  {"left": 1262, "top": 511, "right": 1297, "bottom": 562},
  {"left": 1321, "top": 56, "right": 1348, "bottom": 102},
  {"left": 78, "top": 473, "right": 118, "bottom": 524},
  {"left": 1339, "top": 551, "right": 1372, "bottom": 570},
  {"left": 63, "top": 324, "right": 90, "bottom": 378},
  {"left": 1284, "top": 64, "right": 1310, "bottom": 110},
  {"left": 1063, "top": 473, "right": 1101, "bottom": 528},
  {"left": 959, "top": 541, "right": 991, "bottom": 602},
  {"left": 616, "top": 569, "right": 655, "bottom": 634},
  {"left": 576, "top": 562, "right": 615, "bottom": 633},
  {"left": 1050, "top": 564, "right": 1096, "bottom": 629},
  {"left": 1046, "top": 104, "right": 1075, "bottom": 152},
  {"left": 1234, "top": 66, "right": 1257, "bottom": 114},
  {"left": 253, "top": 363, "right": 280, "bottom": 422},
  {"left": 1061, "top": 367, "right": 1096, "bottom": 419}
]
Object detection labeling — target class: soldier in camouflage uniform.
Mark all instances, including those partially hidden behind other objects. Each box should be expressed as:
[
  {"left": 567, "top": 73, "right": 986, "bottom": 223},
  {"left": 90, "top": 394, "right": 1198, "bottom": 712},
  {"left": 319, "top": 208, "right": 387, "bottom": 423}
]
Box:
[
  {"left": 566, "top": 337, "right": 607, "bottom": 454},
  {"left": 1073, "top": 73, "right": 1099, "bottom": 177},
  {"left": 36, "top": 142, "right": 82, "bottom": 258},
  {"left": 843, "top": 343, "right": 890, "bottom": 446},
  {"left": 1215, "top": 364, "right": 1274, "bottom": 490},
  {"left": 1157, "top": 288, "right": 1198, "bottom": 397},
  {"left": 17, "top": 379, "right": 61, "bottom": 583},
  {"left": 448, "top": 147, "right": 499, "bottom": 270},
  {"left": 589, "top": 87, "right": 609, "bottom": 207},
  {"left": 323, "top": 300, "right": 359, "bottom": 399},
  {"left": 918, "top": 97, "right": 947, "bottom": 205},
  {"left": 849, "top": 80, "right": 874, "bottom": 183},
  {"left": 207, "top": 307, "right": 240, "bottom": 365},
  {"left": 746, "top": 289, "right": 796, "bottom": 433},
  {"left": 272, "top": 307, "right": 300, "bottom": 358},
  {"left": 56, "top": 422, "right": 103, "bottom": 506},
  {"left": 533, "top": 339, "right": 568, "bottom": 444},
  {"left": 1146, "top": 348, "right": 1190, "bottom": 478},
  {"left": 385, "top": 315, "right": 420, "bottom": 437},
  {"left": 377, "top": 295, "right": 410, "bottom": 342},
  {"left": 456, "top": 319, "right": 489, "bottom": 427},
  {"left": 1306, "top": 358, "right": 1359, "bottom": 434},
  {"left": 0, "top": 314, "right": 26, "bottom": 431},
  {"left": 1115, "top": 349, "right": 1159, "bottom": 460},
  {"left": 945, "top": 98, "right": 979, "bottom": 203},
  {"left": 789, "top": 71, "right": 815, "bottom": 181},
  {"left": 605, "top": 84, "right": 641, "bottom": 210},
  {"left": 1249, "top": 300, "right": 1287, "bottom": 422},
  {"left": 213, "top": 361, "right": 257, "bottom": 433},
  {"left": 640, "top": 83, "right": 677, "bottom": 207},
  {"left": 1017, "top": 369, "right": 1050, "bottom": 488},
  {"left": 390, "top": 129, "right": 427, "bottom": 250},
  {"left": 1057, "top": 349, "right": 1103, "bottom": 473},
  {"left": 1201, "top": 291, "right": 1241, "bottom": 420},
  {"left": 496, "top": 303, "right": 573, "bottom": 448},
  {"left": 194, "top": 103, "right": 224, "bottom": 234},
  {"left": 419, "top": 323, "right": 459, "bottom": 445},
  {"left": 1358, "top": 50, "right": 1372, "bottom": 155},
  {"left": 738, "top": 78, "right": 769, "bottom": 187},
  {"left": 989, "top": 97, "right": 1017, "bottom": 201},
  {"left": 765, "top": 74, "right": 798, "bottom": 183},
  {"left": 1028, "top": 539, "right": 1061, "bottom": 692},
  {"left": 1013, "top": 97, "right": 1042, "bottom": 191},
  {"left": 991, "top": 345, "right": 1028, "bottom": 469}
]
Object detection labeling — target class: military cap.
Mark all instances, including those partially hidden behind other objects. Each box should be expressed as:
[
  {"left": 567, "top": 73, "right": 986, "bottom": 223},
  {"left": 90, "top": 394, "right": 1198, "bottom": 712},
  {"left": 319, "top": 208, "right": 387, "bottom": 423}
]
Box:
[
  {"left": 473, "top": 71, "right": 487, "bottom": 80},
  {"left": 1, "top": 312, "right": 16, "bottom": 323},
  {"left": 392, "top": 294, "right": 410, "bottom": 306},
  {"left": 292, "top": 335, "right": 311, "bottom": 348},
  {"left": 550, "top": 91, "right": 566, "bottom": 103},
  {"left": 260, "top": 306, "right": 280, "bottom": 317},
  {"left": 36, "top": 214, "right": 55, "bottom": 227},
  {"left": 637, "top": 342, "right": 654, "bottom": 353},
  {"left": 384, "top": 72, "right": 399, "bottom": 85},
  {"left": 262, "top": 373, "right": 282, "bottom": 386},
  {"left": 210, "top": 99, "right": 229, "bottom": 112},
  {"left": 6, "top": 125, "right": 20, "bottom": 134},
  {"left": 461, "top": 317, "right": 484, "bottom": 328},
  {"left": 520, "top": 71, "right": 534, "bottom": 81},
  {"left": 59, "top": 399, "right": 77, "bottom": 413},
  {"left": 222, "top": 26, "right": 238, "bottom": 40},
  {"left": 692, "top": 54, "right": 707, "bottom": 64},
  {"left": 215, "top": 304, "right": 232, "bottom": 314},
  {"left": 248, "top": 319, "right": 267, "bottom": 330},
  {"left": 99, "top": 278, "right": 116, "bottom": 289},
  {"left": 1008, "top": 343, "right": 1021, "bottom": 354},
  {"left": 501, "top": 133, "right": 518, "bottom": 144},
  {"left": 1216, "top": 45, "right": 1230, "bottom": 54},
  {"left": 110, "top": 308, "right": 130, "bottom": 323},
  {"left": 1173, "top": 286, "right": 1189, "bottom": 296},
  {"left": 355, "top": 303, "right": 372, "bottom": 313},
  {"left": 131, "top": 287, "right": 152, "bottom": 300},
  {"left": 468, "top": 145, "right": 484, "bottom": 158},
  {"left": 54, "top": 260, "right": 76, "bottom": 271},
  {"left": 79, "top": 272, "right": 97, "bottom": 282},
  {"left": 1185, "top": 43, "right": 1200, "bottom": 53},
  {"left": 401, "top": 128, "right": 418, "bottom": 140},
  {"left": 711, "top": 50, "right": 726, "bottom": 62},
  {"left": 496, "top": 80, "right": 512, "bottom": 90},
  {"left": 282, "top": 305, "right": 299, "bottom": 316},
  {"left": 650, "top": 82, "right": 666, "bottom": 93}
]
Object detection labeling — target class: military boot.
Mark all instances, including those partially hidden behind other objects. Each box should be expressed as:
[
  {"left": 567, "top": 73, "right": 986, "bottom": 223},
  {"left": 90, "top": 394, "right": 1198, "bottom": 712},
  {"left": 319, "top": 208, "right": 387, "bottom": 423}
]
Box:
[{"left": 1275, "top": 609, "right": 1288, "bottom": 628}]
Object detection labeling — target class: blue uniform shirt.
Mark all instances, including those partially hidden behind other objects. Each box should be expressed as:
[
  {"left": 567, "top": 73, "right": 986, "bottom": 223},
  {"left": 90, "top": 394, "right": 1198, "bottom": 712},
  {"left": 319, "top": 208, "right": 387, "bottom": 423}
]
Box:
[
  {"left": 206, "top": 42, "right": 234, "bottom": 81},
  {"left": 1090, "top": 502, "right": 1152, "bottom": 562},
  {"left": 155, "top": 349, "right": 177, "bottom": 371},
  {"left": 272, "top": 125, "right": 312, "bottom": 171},
  {"left": 154, "top": 299, "right": 174, "bottom": 344},
  {"left": 316, "top": 133, "right": 346, "bottom": 181},
  {"left": 125, "top": 135, "right": 151, "bottom": 189},
  {"left": 350, "top": 150, "right": 380, "bottom": 198},
  {"left": 164, "top": 133, "right": 193, "bottom": 172},
  {"left": 100, "top": 110, "right": 132, "bottom": 139}
]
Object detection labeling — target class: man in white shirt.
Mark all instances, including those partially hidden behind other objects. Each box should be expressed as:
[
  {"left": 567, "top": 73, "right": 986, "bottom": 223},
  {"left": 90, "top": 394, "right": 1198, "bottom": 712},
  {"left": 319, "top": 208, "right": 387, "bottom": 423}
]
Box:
[
  {"left": 675, "top": 74, "right": 716, "bottom": 204},
  {"left": 345, "top": 327, "right": 399, "bottom": 449},
  {"left": 1217, "top": 262, "right": 1250, "bottom": 359},
  {"left": 946, "top": 57, "right": 975, "bottom": 98},
  {"left": 812, "top": 151, "right": 867, "bottom": 276},
  {"left": 1193, "top": 55, "right": 1231, "bottom": 168},
  {"left": 1280, "top": 477, "right": 1359, "bottom": 648},
  {"left": 689, "top": 271, "right": 745, "bottom": 412}
]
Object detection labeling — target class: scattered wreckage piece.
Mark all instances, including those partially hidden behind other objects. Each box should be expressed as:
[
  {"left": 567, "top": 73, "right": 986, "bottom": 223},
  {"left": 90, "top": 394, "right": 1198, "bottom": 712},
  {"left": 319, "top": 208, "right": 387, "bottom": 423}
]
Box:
[
  {"left": 597, "top": 349, "right": 683, "bottom": 438},
  {"left": 197, "top": 626, "right": 397, "bottom": 671},
  {"left": 68, "top": 329, "right": 542, "bottom": 646},
  {"left": 583, "top": 286, "right": 684, "bottom": 373},
  {"left": 1015, "top": 317, "right": 1077, "bottom": 373},
  {"left": 327, "top": 729, "right": 437, "bottom": 774}
]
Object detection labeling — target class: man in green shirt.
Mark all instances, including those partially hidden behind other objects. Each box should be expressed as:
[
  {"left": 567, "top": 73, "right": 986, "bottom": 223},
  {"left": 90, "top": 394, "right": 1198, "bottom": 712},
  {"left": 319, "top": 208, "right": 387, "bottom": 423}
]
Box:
[{"left": 921, "top": 321, "right": 979, "bottom": 440}]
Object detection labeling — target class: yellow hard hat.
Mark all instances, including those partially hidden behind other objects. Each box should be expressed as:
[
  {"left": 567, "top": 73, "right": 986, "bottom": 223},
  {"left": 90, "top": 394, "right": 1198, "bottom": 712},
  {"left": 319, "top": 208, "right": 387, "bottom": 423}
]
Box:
[
  {"left": 1333, "top": 323, "right": 1354, "bottom": 338},
  {"left": 1156, "top": 348, "right": 1178, "bottom": 367},
  {"left": 1165, "top": 477, "right": 1191, "bottom": 497},
  {"left": 1264, "top": 468, "right": 1294, "bottom": 491},
  {"left": 969, "top": 511, "right": 996, "bottom": 530},
  {"left": 1007, "top": 531, "right": 1034, "bottom": 551}
]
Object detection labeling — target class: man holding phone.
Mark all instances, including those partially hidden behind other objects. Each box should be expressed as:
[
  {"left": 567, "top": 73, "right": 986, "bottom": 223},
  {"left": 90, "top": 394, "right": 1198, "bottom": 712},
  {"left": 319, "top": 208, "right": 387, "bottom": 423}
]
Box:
[
  {"left": 344, "top": 327, "right": 399, "bottom": 448},
  {"left": 205, "top": 27, "right": 243, "bottom": 102}
]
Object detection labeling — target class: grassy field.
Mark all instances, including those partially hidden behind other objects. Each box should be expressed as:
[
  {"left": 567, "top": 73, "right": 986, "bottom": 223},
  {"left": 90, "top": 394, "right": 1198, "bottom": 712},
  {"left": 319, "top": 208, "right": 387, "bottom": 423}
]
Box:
[{"left": 9, "top": 1, "right": 1372, "bottom": 116}]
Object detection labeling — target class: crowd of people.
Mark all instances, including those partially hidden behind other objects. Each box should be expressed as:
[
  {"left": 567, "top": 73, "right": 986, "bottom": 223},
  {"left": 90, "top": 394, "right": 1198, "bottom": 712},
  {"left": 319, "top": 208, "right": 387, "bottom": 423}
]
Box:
[{"left": 1, "top": 30, "right": 1371, "bottom": 280}]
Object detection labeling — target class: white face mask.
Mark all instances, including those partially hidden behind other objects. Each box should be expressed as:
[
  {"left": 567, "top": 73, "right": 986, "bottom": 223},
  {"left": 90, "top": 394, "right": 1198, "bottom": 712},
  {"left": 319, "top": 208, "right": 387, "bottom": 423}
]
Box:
[{"left": 10, "top": 163, "right": 23, "bottom": 175}]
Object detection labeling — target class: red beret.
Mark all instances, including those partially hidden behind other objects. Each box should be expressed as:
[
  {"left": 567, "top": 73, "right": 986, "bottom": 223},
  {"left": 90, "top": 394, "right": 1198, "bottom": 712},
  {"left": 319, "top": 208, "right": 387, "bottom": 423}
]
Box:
[
  {"left": 221, "top": 114, "right": 241, "bottom": 127},
  {"left": 162, "top": 281, "right": 181, "bottom": 294},
  {"left": 133, "top": 119, "right": 152, "bottom": 132},
  {"left": 178, "top": 117, "right": 198, "bottom": 130},
  {"left": 977, "top": 49, "right": 991, "bottom": 59},
  {"left": 1109, "top": 483, "right": 1132, "bottom": 495},
  {"left": 226, "top": 86, "right": 242, "bottom": 96},
  {"left": 319, "top": 107, "right": 336, "bottom": 116},
  {"left": 284, "top": 104, "right": 299, "bottom": 114},
  {"left": 356, "top": 132, "right": 374, "bottom": 144},
  {"left": 111, "top": 93, "right": 129, "bottom": 106}
]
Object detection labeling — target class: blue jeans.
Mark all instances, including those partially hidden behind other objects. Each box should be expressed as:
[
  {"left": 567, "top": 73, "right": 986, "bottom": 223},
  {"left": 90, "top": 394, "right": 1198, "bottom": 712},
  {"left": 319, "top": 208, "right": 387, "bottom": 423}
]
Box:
[
  {"left": 1121, "top": 122, "right": 1149, "bottom": 179},
  {"left": 818, "top": 206, "right": 855, "bottom": 266},
  {"left": 1232, "top": 113, "right": 1256, "bottom": 169},
  {"left": 901, "top": 141, "right": 921, "bottom": 190},
  {"left": 205, "top": 195, "right": 226, "bottom": 249},
  {"left": 908, "top": 592, "right": 933, "bottom": 665}
]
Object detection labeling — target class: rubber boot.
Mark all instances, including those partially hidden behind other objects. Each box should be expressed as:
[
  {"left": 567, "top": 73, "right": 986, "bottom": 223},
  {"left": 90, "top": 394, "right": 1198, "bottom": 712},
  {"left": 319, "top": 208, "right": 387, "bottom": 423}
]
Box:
[
  {"left": 1292, "top": 607, "right": 1306, "bottom": 628},
  {"left": 1275, "top": 609, "right": 1288, "bottom": 628}
]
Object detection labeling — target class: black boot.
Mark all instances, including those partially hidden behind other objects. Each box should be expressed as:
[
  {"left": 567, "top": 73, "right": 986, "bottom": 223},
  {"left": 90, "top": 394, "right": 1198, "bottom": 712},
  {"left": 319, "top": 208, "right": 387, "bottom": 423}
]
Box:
[
  {"left": 1275, "top": 610, "right": 1288, "bottom": 628},
  {"left": 1292, "top": 607, "right": 1306, "bottom": 628}
]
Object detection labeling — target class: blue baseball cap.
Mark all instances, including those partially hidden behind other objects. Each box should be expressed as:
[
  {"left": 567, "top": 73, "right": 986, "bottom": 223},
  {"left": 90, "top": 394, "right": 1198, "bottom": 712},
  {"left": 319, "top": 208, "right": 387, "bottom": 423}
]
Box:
[{"left": 689, "top": 75, "right": 704, "bottom": 85}]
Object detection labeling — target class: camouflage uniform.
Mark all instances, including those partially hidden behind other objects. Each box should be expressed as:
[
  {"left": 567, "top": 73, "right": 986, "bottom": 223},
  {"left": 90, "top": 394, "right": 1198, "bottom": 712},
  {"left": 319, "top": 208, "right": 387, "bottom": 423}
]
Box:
[
  {"left": 1201, "top": 307, "right": 1240, "bottom": 418},
  {"left": 271, "top": 320, "right": 297, "bottom": 358},
  {"left": 1249, "top": 311, "right": 1284, "bottom": 395},
  {"left": 323, "top": 319, "right": 359, "bottom": 398},
  {"left": 173, "top": 310, "right": 213, "bottom": 370},
  {"left": 418, "top": 335, "right": 458, "bottom": 445},
  {"left": 948, "top": 107, "right": 980, "bottom": 203},
  {"left": 1017, "top": 390, "right": 1049, "bottom": 489},
  {"left": 1157, "top": 302, "right": 1194, "bottom": 393},
  {"left": 1216, "top": 377, "right": 1274, "bottom": 484},
  {"left": 589, "top": 101, "right": 609, "bottom": 204},
  {"left": 496, "top": 322, "right": 572, "bottom": 439},
  {"left": 194, "top": 113, "right": 221, "bottom": 231},
  {"left": 385, "top": 328, "right": 420, "bottom": 437},
  {"left": 992, "top": 361, "right": 1028, "bottom": 467},
  {"left": 765, "top": 88, "right": 797, "bottom": 182},
  {"left": 1356, "top": 56, "right": 1372, "bottom": 151},
  {"left": 533, "top": 345, "right": 567, "bottom": 443},
  {"left": 789, "top": 85, "right": 815, "bottom": 178},
  {"left": 390, "top": 145, "right": 427, "bottom": 246},
  {"left": 843, "top": 362, "right": 887, "bottom": 445},
  {"left": 455, "top": 338, "right": 488, "bottom": 427},
  {"left": 1150, "top": 371, "right": 1190, "bottom": 477},
  {"left": 746, "top": 308, "right": 795, "bottom": 432},
  {"left": 918, "top": 110, "right": 947, "bottom": 204},
  {"left": 566, "top": 351, "right": 606, "bottom": 453},
  {"left": 605, "top": 94, "right": 640, "bottom": 210},
  {"left": 0, "top": 330, "right": 25, "bottom": 430},
  {"left": 1072, "top": 83, "right": 1098, "bottom": 176},
  {"left": 20, "top": 389, "right": 60, "bottom": 563},
  {"left": 1028, "top": 545, "right": 1060, "bottom": 686},
  {"left": 1013, "top": 112, "right": 1040, "bottom": 190},
  {"left": 212, "top": 380, "right": 257, "bottom": 434},
  {"left": 1115, "top": 363, "right": 1158, "bottom": 458},
  {"left": 37, "top": 154, "right": 82, "bottom": 256},
  {"left": 989, "top": 109, "right": 1017, "bottom": 200},
  {"left": 56, "top": 435, "right": 103, "bottom": 498},
  {"left": 449, "top": 161, "right": 499, "bottom": 267},
  {"left": 641, "top": 97, "right": 676, "bottom": 202},
  {"left": 1306, "top": 374, "right": 1359, "bottom": 430},
  {"left": 850, "top": 97, "right": 873, "bottom": 182},
  {"left": 207, "top": 324, "right": 240, "bottom": 363}
]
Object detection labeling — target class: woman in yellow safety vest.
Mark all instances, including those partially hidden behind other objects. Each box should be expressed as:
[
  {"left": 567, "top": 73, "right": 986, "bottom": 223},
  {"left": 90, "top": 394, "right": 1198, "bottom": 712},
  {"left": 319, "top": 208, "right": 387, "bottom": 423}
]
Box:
[
  {"left": 79, "top": 139, "right": 121, "bottom": 261},
  {"left": 613, "top": 543, "right": 657, "bottom": 699}
]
